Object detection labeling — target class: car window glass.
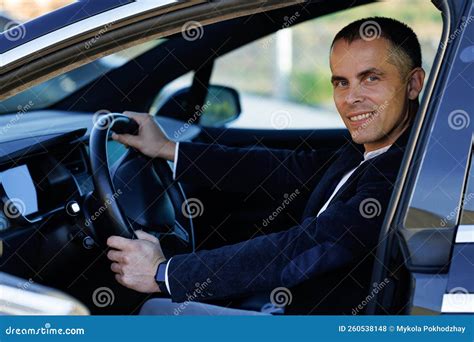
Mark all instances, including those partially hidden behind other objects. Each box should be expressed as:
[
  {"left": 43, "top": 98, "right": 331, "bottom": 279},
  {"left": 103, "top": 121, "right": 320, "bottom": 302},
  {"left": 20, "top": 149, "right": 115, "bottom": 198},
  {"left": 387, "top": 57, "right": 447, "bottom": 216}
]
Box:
[
  {"left": 0, "top": 39, "right": 165, "bottom": 114},
  {"left": 211, "top": 1, "right": 441, "bottom": 129}
]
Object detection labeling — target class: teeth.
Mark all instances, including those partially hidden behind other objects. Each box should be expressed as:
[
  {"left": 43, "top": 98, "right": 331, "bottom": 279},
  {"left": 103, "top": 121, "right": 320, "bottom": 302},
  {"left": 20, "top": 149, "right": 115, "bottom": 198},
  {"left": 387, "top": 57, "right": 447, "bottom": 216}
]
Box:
[{"left": 350, "top": 112, "right": 373, "bottom": 122}]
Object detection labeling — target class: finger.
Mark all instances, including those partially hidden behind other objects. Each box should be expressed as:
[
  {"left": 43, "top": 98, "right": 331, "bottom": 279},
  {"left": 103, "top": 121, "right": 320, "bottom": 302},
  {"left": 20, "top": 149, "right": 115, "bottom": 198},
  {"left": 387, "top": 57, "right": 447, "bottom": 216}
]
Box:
[
  {"left": 122, "top": 111, "right": 149, "bottom": 124},
  {"left": 123, "top": 111, "right": 143, "bottom": 117},
  {"left": 135, "top": 230, "right": 159, "bottom": 243},
  {"left": 115, "top": 273, "right": 127, "bottom": 287},
  {"left": 111, "top": 133, "right": 141, "bottom": 149},
  {"left": 107, "top": 250, "right": 123, "bottom": 262},
  {"left": 107, "top": 235, "right": 133, "bottom": 250},
  {"left": 110, "top": 262, "right": 123, "bottom": 274}
]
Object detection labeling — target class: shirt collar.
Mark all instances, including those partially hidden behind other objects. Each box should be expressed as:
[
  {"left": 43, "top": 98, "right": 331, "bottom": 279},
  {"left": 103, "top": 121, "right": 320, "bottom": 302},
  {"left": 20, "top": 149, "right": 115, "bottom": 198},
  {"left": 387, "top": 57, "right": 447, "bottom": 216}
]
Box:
[{"left": 363, "top": 144, "right": 392, "bottom": 161}]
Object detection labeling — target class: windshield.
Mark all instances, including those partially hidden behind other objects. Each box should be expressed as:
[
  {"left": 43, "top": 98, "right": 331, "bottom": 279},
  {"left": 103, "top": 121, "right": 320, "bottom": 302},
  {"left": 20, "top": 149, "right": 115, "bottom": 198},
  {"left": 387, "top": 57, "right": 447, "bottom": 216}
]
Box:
[{"left": 0, "top": 39, "right": 165, "bottom": 114}]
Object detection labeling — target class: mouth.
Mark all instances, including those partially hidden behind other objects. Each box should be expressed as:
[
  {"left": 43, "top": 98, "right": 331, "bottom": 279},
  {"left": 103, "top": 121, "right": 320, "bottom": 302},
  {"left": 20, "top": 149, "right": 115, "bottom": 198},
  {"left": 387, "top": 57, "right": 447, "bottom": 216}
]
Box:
[{"left": 347, "top": 111, "right": 376, "bottom": 126}]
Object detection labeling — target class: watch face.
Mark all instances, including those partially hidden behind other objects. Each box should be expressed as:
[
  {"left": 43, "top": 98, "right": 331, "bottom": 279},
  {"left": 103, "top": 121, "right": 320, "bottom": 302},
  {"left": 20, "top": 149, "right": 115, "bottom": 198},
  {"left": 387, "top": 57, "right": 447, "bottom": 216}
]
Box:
[{"left": 156, "top": 262, "right": 167, "bottom": 282}]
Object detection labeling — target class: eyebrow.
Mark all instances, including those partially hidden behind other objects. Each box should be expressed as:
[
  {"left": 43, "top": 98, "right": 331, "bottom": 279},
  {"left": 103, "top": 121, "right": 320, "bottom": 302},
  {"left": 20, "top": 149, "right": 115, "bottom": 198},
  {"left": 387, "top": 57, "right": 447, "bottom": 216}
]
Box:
[{"left": 331, "top": 68, "right": 385, "bottom": 83}]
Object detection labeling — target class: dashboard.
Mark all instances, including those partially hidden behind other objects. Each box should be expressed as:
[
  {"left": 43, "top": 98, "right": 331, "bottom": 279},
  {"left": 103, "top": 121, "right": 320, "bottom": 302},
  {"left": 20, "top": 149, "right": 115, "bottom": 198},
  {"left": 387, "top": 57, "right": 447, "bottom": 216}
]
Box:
[
  {"left": 0, "top": 110, "right": 201, "bottom": 311},
  {"left": 0, "top": 130, "right": 91, "bottom": 231},
  {"left": 0, "top": 110, "right": 201, "bottom": 233}
]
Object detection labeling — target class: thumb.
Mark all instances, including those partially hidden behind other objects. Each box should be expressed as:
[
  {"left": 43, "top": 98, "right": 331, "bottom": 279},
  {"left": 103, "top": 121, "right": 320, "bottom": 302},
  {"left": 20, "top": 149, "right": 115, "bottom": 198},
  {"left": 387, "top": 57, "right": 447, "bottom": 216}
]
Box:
[
  {"left": 112, "top": 133, "right": 141, "bottom": 149},
  {"left": 135, "top": 230, "right": 159, "bottom": 243},
  {"left": 123, "top": 111, "right": 149, "bottom": 125}
]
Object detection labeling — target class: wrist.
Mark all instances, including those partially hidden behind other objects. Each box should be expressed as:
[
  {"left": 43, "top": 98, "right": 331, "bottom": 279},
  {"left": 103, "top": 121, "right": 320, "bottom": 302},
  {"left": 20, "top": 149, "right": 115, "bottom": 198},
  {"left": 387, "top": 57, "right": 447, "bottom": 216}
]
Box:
[
  {"left": 157, "top": 140, "right": 176, "bottom": 161},
  {"left": 154, "top": 260, "right": 169, "bottom": 295}
]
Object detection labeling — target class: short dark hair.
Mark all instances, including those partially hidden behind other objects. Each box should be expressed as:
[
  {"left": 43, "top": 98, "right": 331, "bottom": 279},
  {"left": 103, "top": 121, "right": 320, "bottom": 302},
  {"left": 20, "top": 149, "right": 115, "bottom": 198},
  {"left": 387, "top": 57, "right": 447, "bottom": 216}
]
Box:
[{"left": 332, "top": 17, "right": 422, "bottom": 76}]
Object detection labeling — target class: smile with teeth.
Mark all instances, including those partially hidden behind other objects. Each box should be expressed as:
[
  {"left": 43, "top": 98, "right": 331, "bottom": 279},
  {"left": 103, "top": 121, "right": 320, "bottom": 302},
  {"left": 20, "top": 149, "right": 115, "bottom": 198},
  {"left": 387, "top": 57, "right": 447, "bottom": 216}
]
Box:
[{"left": 349, "top": 111, "right": 375, "bottom": 122}]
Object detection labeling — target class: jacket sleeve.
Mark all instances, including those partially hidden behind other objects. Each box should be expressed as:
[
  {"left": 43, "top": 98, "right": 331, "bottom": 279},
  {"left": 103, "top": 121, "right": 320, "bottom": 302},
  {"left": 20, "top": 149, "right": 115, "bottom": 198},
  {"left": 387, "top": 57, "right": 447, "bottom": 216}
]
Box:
[
  {"left": 167, "top": 157, "right": 399, "bottom": 302},
  {"left": 174, "top": 141, "right": 338, "bottom": 194}
]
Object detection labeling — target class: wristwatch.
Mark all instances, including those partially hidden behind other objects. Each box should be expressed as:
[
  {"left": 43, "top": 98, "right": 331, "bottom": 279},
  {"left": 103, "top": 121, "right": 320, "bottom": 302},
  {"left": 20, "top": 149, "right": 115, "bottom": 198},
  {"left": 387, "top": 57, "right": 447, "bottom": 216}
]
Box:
[{"left": 155, "top": 260, "right": 170, "bottom": 296}]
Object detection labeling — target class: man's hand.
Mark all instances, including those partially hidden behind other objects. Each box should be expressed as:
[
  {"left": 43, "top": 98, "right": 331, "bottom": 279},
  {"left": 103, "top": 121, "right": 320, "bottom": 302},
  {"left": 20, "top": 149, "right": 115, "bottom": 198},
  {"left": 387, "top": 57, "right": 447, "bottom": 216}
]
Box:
[
  {"left": 106, "top": 230, "right": 166, "bottom": 293},
  {"left": 112, "top": 111, "right": 176, "bottom": 161}
]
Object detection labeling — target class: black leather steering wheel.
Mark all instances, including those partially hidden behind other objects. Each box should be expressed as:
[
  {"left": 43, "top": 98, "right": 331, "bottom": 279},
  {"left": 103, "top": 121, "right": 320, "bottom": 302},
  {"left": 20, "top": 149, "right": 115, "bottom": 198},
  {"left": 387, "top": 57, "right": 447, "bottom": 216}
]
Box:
[{"left": 88, "top": 113, "right": 194, "bottom": 253}]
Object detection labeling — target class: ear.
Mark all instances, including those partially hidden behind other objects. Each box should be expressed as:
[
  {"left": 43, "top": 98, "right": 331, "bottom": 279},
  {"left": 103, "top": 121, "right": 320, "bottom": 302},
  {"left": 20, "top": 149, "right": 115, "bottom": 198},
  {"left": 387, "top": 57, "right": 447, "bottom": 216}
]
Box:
[{"left": 407, "top": 67, "right": 426, "bottom": 100}]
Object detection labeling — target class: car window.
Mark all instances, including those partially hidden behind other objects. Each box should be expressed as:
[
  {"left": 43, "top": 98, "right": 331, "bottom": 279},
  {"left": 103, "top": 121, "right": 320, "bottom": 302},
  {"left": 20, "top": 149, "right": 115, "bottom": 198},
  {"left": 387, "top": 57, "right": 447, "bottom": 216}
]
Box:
[
  {"left": 0, "top": 39, "right": 165, "bottom": 115},
  {"left": 149, "top": 71, "right": 194, "bottom": 116},
  {"left": 211, "top": 1, "right": 442, "bottom": 129},
  {"left": 459, "top": 150, "right": 474, "bottom": 226},
  {"left": 402, "top": 4, "right": 474, "bottom": 230}
]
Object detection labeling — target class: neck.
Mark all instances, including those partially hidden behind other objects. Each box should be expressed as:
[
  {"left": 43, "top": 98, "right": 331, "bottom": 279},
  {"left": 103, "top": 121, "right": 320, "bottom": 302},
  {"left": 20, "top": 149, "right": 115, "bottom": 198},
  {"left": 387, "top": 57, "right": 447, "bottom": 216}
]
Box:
[{"left": 364, "top": 124, "right": 409, "bottom": 153}]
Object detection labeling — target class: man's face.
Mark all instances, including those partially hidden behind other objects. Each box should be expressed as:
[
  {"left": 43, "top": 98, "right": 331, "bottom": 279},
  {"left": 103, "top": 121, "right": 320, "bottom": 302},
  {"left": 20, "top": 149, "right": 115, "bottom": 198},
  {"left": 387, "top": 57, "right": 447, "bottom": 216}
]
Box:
[{"left": 330, "top": 38, "right": 412, "bottom": 151}]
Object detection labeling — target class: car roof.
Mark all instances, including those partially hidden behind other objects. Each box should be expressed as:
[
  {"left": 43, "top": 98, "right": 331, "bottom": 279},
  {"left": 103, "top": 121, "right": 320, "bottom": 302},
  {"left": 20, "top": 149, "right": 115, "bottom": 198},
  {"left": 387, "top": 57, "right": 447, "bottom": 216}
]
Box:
[{"left": 0, "top": 0, "right": 133, "bottom": 54}]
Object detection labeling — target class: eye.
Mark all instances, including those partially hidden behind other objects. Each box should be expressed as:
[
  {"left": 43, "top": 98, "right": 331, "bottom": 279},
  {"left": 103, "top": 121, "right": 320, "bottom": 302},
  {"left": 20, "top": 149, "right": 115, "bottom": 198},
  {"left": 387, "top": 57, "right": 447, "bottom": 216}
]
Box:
[
  {"left": 334, "top": 80, "right": 349, "bottom": 88},
  {"left": 366, "top": 75, "right": 380, "bottom": 83}
]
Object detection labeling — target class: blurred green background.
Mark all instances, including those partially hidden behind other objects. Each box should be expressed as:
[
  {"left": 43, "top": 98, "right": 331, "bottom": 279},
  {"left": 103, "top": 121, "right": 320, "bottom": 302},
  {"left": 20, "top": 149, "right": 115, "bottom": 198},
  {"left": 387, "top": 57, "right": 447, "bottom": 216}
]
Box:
[{"left": 211, "top": 0, "right": 442, "bottom": 112}]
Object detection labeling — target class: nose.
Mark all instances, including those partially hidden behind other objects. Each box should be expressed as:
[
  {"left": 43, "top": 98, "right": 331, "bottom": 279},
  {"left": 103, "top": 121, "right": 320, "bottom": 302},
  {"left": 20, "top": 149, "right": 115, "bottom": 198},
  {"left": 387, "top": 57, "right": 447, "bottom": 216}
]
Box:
[{"left": 345, "top": 84, "right": 364, "bottom": 105}]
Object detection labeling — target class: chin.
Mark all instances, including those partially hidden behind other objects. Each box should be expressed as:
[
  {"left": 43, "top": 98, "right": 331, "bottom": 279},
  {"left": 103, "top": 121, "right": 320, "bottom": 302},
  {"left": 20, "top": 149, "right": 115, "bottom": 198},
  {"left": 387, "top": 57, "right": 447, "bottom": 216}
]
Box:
[
  {"left": 350, "top": 130, "right": 381, "bottom": 145},
  {"left": 350, "top": 132, "right": 368, "bottom": 145}
]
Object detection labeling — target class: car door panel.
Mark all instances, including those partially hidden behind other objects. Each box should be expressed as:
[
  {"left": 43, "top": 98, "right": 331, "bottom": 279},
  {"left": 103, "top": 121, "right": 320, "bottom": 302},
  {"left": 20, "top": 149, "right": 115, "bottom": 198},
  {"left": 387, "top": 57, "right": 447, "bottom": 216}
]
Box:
[{"left": 368, "top": 0, "right": 474, "bottom": 315}]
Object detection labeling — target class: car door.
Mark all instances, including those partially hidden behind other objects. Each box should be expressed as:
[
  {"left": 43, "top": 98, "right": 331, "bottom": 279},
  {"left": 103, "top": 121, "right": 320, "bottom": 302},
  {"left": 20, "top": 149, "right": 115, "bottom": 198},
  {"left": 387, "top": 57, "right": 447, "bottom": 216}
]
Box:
[
  {"left": 0, "top": 0, "right": 311, "bottom": 315},
  {"left": 368, "top": 0, "right": 474, "bottom": 315},
  {"left": 0, "top": 1, "right": 303, "bottom": 96}
]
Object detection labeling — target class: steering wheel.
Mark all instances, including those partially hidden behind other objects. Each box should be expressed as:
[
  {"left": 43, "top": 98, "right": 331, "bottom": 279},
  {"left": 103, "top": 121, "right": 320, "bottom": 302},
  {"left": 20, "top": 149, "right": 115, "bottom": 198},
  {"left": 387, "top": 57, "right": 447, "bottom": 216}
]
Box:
[{"left": 87, "top": 113, "right": 194, "bottom": 254}]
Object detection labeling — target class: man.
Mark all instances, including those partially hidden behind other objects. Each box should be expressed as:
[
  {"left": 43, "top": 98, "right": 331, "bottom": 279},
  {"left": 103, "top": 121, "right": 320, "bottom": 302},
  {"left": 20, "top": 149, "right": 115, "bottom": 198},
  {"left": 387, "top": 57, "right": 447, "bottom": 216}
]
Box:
[{"left": 106, "top": 17, "right": 425, "bottom": 315}]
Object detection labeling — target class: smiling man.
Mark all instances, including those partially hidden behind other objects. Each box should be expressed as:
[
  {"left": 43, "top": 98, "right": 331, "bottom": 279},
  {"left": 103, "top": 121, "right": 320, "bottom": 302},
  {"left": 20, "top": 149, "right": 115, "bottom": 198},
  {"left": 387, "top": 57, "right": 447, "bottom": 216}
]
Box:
[
  {"left": 107, "top": 17, "right": 425, "bottom": 315},
  {"left": 331, "top": 24, "right": 422, "bottom": 151}
]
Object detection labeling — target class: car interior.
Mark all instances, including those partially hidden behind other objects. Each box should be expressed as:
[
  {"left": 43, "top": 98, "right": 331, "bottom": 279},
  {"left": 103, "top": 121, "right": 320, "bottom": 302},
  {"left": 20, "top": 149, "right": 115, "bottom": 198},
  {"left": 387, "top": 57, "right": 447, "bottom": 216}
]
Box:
[{"left": 0, "top": 0, "right": 444, "bottom": 315}]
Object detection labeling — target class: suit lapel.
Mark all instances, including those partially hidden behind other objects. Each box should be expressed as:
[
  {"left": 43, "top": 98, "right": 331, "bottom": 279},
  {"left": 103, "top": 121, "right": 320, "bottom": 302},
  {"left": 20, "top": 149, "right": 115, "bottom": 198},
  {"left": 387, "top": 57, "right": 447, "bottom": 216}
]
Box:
[
  {"left": 301, "top": 127, "right": 412, "bottom": 220},
  {"left": 301, "top": 141, "right": 364, "bottom": 219},
  {"left": 323, "top": 157, "right": 370, "bottom": 205}
]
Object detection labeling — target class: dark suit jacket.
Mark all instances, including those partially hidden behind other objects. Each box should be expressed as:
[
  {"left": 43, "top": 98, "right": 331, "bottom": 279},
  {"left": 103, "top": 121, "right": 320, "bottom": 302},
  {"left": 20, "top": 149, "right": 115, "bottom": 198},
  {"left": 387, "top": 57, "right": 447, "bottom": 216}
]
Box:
[{"left": 167, "top": 129, "right": 410, "bottom": 313}]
